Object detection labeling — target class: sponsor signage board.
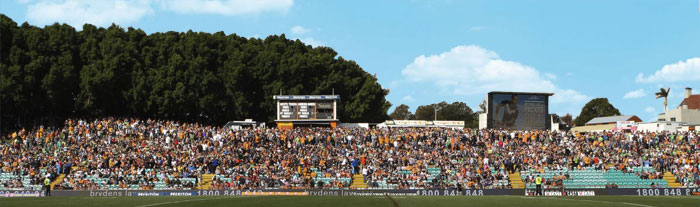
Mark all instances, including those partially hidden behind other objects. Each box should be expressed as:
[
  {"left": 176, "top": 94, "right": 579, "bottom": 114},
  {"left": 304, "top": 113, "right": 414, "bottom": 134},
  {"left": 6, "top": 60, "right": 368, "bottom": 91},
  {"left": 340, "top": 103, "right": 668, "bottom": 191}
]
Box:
[
  {"left": 45, "top": 188, "right": 700, "bottom": 197},
  {"left": 0, "top": 190, "right": 43, "bottom": 197},
  {"left": 273, "top": 95, "right": 340, "bottom": 100}
]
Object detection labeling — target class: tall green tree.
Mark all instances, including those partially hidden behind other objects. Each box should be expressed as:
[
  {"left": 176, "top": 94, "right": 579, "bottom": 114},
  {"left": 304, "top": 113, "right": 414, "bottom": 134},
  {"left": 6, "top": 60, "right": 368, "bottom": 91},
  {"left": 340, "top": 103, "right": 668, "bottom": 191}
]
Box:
[
  {"left": 560, "top": 113, "right": 573, "bottom": 126},
  {"left": 390, "top": 104, "right": 414, "bottom": 120},
  {"left": 0, "top": 15, "right": 392, "bottom": 133},
  {"left": 414, "top": 101, "right": 474, "bottom": 125},
  {"left": 0, "top": 15, "right": 23, "bottom": 129},
  {"left": 573, "top": 98, "right": 621, "bottom": 126},
  {"left": 414, "top": 104, "right": 437, "bottom": 121},
  {"left": 477, "top": 99, "right": 487, "bottom": 113}
]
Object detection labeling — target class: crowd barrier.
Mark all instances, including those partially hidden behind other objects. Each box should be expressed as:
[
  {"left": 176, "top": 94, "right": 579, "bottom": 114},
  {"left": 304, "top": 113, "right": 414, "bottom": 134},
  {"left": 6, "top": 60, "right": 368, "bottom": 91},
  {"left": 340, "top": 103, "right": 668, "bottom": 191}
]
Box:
[{"left": 1, "top": 188, "right": 699, "bottom": 198}]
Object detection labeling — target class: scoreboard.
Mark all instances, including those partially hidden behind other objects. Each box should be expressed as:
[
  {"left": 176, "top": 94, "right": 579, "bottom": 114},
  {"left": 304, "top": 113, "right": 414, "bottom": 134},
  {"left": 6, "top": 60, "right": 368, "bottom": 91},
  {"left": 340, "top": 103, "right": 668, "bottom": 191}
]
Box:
[
  {"left": 275, "top": 95, "right": 339, "bottom": 121},
  {"left": 280, "top": 102, "right": 316, "bottom": 119}
]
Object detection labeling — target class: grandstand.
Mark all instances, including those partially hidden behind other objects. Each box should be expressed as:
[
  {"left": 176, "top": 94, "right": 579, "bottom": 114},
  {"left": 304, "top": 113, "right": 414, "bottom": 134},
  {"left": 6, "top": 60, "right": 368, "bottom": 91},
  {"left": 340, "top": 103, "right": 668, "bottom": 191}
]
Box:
[
  {"left": 521, "top": 167, "right": 669, "bottom": 189},
  {"left": 0, "top": 118, "right": 697, "bottom": 200},
  {"left": 0, "top": 172, "right": 43, "bottom": 191}
]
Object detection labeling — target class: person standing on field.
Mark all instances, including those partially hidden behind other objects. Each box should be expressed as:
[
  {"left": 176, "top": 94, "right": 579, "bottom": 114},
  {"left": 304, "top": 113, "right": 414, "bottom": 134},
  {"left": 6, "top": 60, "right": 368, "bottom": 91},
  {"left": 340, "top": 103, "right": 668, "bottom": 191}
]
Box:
[{"left": 44, "top": 177, "right": 51, "bottom": 197}]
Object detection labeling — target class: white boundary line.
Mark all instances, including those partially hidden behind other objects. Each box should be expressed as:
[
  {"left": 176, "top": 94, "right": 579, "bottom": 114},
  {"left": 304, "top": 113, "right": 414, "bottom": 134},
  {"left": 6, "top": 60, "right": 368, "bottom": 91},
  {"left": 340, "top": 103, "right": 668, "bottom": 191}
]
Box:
[
  {"left": 662, "top": 196, "right": 700, "bottom": 199},
  {"left": 133, "top": 196, "right": 243, "bottom": 207},
  {"left": 541, "top": 197, "right": 657, "bottom": 207}
]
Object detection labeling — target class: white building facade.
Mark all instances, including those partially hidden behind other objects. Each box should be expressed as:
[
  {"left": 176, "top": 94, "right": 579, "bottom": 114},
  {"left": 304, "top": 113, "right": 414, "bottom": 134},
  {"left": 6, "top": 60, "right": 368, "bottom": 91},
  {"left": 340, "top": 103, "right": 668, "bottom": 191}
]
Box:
[{"left": 657, "top": 88, "right": 700, "bottom": 125}]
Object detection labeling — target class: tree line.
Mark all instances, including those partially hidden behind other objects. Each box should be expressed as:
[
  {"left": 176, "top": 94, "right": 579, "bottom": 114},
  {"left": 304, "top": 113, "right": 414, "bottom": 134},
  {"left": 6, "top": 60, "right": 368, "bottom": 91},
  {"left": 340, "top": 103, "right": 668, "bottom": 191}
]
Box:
[
  {"left": 0, "top": 15, "right": 391, "bottom": 132},
  {"left": 388, "top": 97, "right": 623, "bottom": 129},
  {"left": 389, "top": 101, "right": 481, "bottom": 128},
  {"left": 0, "top": 13, "right": 628, "bottom": 132}
]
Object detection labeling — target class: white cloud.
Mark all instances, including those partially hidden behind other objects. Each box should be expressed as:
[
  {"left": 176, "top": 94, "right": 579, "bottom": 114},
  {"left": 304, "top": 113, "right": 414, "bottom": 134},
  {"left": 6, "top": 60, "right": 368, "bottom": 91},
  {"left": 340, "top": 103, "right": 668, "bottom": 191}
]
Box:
[
  {"left": 544, "top": 72, "right": 557, "bottom": 80},
  {"left": 296, "top": 37, "right": 324, "bottom": 47},
  {"left": 550, "top": 89, "right": 588, "bottom": 104},
  {"left": 401, "top": 45, "right": 589, "bottom": 114},
  {"left": 403, "top": 45, "right": 571, "bottom": 93},
  {"left": 401, "top": 95, "right": 416, "bottom": 103},
  {"left": 290, "top": 25, "right": 310, "bottom": 35},
  {"left": 623, "top": 89, "right": 646, "bottom": 99},
  {"left": 161, "top": 0, "right": 293, "bottom": 16},
  {"left": 288, "top": 25, "right": 323, "bottom": 47},
  {"left": 289, "top": 26, "right": 322, "bottom": 47},
  {"left": 25, "top": 0, "right": 154, "bottom": 28},
  {"left": 636, "top": 57, "right": 700, "bottom": 83},
  {"left": 21, "top": 0, "right": 294, "bottom": 28}
]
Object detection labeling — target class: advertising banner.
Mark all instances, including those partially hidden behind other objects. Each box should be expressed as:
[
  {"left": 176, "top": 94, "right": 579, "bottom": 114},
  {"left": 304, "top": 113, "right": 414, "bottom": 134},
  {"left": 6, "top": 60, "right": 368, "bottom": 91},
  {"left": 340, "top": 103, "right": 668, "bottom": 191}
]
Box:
[
  {"left": 0, "top": 190, "right": 44, "bottom": 197},
  {"left": 47, "top": 188, "right": 700, "bottom": 197}
]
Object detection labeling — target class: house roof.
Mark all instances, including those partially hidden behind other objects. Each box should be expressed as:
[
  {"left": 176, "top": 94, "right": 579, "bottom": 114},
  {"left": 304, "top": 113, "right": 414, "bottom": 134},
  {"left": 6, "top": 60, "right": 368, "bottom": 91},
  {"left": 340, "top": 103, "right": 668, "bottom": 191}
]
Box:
[
  {"left": 678, "top": 95, "right": 700, "bottom": 110},
  {"left": 585, "top": 115, "right": 638, "bottom": 125}
]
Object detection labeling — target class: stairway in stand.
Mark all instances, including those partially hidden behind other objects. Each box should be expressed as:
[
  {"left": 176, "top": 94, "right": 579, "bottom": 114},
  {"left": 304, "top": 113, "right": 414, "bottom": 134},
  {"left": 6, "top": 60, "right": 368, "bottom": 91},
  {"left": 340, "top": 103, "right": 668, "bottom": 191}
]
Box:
[
  {"left": 50, "top": 174, "right": 65, "bottom": 190},
  {"left": 350, "top": 174, "right": 367, "bottom": 189},
  {"left": 509, "top": 172, "right": 524, "bottom": 189},
  {"left": 663, "top": 172, "right": 682, "bottom": 188},
  {"left": 199, "top": 174, "right": 215, "bottom": 190}
]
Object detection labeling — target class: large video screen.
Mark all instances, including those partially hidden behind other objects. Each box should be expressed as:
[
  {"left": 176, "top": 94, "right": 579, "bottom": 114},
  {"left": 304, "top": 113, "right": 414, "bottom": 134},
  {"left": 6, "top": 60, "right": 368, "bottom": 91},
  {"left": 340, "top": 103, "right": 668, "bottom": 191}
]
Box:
[{"left": 488, "top": 93, "right": 548, "bottom": 130}]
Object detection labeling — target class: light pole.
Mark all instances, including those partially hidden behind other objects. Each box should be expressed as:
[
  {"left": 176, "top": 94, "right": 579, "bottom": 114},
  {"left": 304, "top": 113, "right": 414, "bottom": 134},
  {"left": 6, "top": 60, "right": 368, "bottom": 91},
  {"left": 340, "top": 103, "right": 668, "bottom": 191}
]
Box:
[{"left": 434, "top": 106, "right": 440, "bottom": 121}]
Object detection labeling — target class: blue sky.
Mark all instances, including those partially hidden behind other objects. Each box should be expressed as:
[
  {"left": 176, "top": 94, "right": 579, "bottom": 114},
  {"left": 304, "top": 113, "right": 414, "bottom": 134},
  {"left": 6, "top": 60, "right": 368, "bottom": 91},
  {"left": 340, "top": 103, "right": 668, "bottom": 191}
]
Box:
[{"left": 2, "top": 0, "right": 700, "bottom": 121}]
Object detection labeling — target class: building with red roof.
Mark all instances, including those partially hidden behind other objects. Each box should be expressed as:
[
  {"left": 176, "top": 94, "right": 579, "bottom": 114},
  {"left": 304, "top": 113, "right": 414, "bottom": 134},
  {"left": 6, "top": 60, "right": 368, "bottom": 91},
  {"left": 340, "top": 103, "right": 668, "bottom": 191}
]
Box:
[{"left": 657, "top": 87, "right": 700, "bottom": 126}]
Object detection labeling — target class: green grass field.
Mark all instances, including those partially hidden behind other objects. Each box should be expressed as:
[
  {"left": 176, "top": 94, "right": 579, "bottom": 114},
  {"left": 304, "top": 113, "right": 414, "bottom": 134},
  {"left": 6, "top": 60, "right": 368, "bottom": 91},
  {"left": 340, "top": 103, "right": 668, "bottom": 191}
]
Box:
[{"left": 1, "top": 196, "right": 699, "bottom": 207}]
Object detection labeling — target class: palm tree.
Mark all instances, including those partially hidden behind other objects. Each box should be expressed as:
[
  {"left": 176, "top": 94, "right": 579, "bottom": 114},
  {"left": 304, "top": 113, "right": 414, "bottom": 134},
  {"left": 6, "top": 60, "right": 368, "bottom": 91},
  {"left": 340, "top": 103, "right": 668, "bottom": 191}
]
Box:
[{"left": 655, "top": 88, "right": 670, "bottom": 112}]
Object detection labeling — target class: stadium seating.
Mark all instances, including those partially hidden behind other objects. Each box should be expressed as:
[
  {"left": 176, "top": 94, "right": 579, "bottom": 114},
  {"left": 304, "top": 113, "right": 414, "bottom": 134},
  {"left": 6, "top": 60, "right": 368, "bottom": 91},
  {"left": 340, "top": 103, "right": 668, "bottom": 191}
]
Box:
[
  {"left": 2, "top": 118, "right": 697, "bottom": 191},
  {"left": 209, "top": 169, "right": 352, "bottom": 190},
  {"left": 521, "top": 167, "right": 669, "bottom": 189},
  {"left": 366, "top": 167, "right": 510, "bottom": 190},
  {"left": 0, "top": 173, "right": 42, "bottom": 191}
]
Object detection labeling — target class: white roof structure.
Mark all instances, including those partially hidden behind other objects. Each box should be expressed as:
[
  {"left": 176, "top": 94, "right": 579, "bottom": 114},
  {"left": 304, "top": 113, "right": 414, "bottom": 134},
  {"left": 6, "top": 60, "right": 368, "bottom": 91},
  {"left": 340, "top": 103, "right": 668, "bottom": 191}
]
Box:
[{"left": 585, "top": 115, "right": 636, "bottom": 125}]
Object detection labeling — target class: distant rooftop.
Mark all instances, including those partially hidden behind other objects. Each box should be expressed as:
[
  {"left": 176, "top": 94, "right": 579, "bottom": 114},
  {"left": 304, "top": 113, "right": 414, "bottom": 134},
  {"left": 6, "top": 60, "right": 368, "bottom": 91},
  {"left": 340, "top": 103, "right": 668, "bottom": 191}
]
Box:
[
  {"left": 586, "top": 115, "right": 640, "bottom": 125},
  {"left": 678, "top": 95, "right": 700, "bottom": 110}
]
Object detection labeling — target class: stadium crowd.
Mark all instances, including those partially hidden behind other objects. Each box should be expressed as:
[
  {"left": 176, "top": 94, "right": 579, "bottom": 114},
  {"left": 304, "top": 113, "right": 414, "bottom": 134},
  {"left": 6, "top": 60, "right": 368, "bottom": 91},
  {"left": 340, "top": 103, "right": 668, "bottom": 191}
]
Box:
[{"left": 1, "top": 118, "right": 699, "bottom": 190}]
